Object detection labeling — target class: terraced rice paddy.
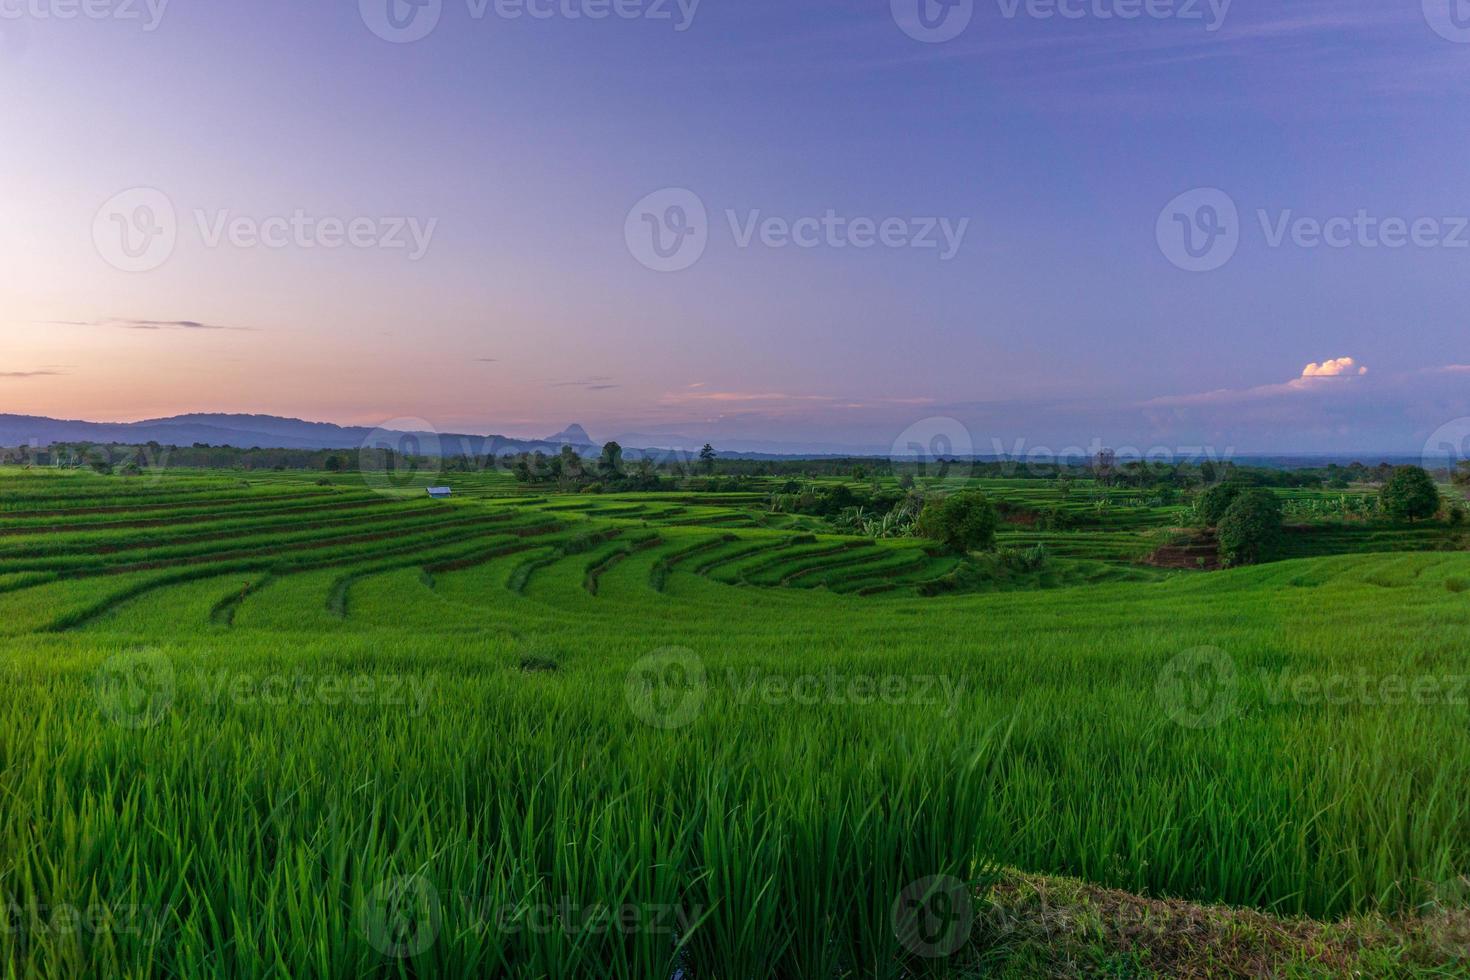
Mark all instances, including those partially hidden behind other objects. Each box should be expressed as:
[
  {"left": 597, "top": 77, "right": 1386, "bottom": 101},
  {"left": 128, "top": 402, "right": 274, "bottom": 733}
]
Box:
[{"left": 2, "top": 468, "right": 1468, "bottom": 977}]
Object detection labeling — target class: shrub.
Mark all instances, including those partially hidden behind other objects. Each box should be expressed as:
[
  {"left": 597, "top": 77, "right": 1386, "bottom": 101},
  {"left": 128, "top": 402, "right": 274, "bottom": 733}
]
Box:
[
  {"left": 1380, "top": 466, "right": 1441, "bottom": 522},
  {"left": 998, "top": 543, "right": 1049, "bottom": 573},
  {"left": 1217, "top": 489, "right": 1283, "bottom": 567},
  {"left": 916, "top": 491, "right": 998, "bottom": 555}
]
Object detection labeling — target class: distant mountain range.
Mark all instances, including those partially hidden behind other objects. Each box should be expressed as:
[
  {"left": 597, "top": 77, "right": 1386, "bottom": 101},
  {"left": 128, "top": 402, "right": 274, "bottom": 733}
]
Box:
[
  {"left": 0, "top": 412, "right": 874, "bottom": 460},
  {"left": 0, "top": 413, "right": 609, "bottom": 458},
  {"left": 0, "top": 413, "right": 1424, "bottom": 466}
]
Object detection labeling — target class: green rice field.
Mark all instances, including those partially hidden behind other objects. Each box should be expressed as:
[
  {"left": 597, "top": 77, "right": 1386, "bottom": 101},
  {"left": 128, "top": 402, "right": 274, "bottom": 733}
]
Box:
[{"left": 1, "top": 467, "right": 1468, "bottom": 976}]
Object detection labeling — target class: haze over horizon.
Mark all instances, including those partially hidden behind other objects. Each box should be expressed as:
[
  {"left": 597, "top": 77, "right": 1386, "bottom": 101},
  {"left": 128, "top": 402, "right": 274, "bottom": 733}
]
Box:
[{"left": 4, "top": 0, "right": 1469, "bottom": 453}]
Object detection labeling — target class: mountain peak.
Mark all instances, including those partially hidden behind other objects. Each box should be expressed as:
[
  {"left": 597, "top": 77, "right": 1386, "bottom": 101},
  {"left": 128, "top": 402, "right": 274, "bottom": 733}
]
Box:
[{"left": 546, "top": 424, "right": 593, "bottom": 445}]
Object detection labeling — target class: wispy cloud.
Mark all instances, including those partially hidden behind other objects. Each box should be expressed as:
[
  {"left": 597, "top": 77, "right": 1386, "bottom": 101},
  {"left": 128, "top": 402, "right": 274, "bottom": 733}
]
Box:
[
  {"left": 1145, "top": 357, "right": 1370, "bottom": 407},
  {"left": 0, "top": 370, "right": 63, "bottom": 379},
  {"left": 661, "top": 389, "right": 936, "bottom": 411},
  {"left": 662, "top": 390, "right": 838, "bottom": 405},
  {"left": 50, "top": 318, "right": 253, "bottom": 332},
  {"left": 550, "top": 376, "right": 620, "bottom": 391},
  {"left": 751, "top": 1, "right": 1449, "bottom": 108}
]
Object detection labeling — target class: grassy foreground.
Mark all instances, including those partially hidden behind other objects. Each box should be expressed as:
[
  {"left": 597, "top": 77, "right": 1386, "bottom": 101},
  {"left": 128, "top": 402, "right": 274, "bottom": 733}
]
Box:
[{"left": 0, "top": 469, "right": 1467, "bottom": 976}]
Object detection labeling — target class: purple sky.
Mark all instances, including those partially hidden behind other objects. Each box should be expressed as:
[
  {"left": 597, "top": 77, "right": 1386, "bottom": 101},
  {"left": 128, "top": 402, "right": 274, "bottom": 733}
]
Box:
[{"left": 1, "top": 0, "right": 1468, "bottom": 453}]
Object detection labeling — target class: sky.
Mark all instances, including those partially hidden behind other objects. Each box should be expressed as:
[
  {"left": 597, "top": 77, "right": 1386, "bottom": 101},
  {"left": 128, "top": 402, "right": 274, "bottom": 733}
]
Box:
[{"left": 1, "top": 0, "right": 1469, "bottom": 455}]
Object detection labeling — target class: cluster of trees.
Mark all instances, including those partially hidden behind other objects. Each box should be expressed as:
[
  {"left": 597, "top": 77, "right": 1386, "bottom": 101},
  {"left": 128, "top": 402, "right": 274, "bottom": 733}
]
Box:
[
  {"left": 0, "top": 442, "right": 360, "bottom": 474},
  {"left": 1191, "top": 465, "right": 1456, "bottom": 567},
  {"left": 509, "top": 443, "right": 664, "bottom": 492},
  {"left": 769, "top": 483, "right": 898, "bottom": 518},
  {"left": 1191, "top": 483, "right": 1287, "bottom": 566},
  {"left": 507, "top": 442, "right": 732, "bottom": 492}
]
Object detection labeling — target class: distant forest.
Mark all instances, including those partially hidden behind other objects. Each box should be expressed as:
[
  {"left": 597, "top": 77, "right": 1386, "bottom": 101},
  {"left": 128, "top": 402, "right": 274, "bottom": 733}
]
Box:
[{"left": 4, "top": 440, "right": 1465, "bottom": 496}]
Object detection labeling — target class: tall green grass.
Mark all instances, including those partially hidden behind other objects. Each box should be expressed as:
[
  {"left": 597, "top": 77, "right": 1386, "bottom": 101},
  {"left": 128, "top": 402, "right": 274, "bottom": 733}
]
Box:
[{"left": 0, "top": 470, "right": 1467, "bottom": 976}]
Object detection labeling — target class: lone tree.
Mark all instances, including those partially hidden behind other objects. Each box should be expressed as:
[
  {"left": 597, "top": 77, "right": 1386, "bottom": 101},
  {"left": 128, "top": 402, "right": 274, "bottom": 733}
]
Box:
[
  {"left": 916, "top": 491, "right": 998, "bottom": 555},
  {"left": 598, "top": 441, "right": 624, "bottom": 479},
  {"left": 1217, "top": 488, "right": 1283, "bottom": 567},
  {"left": 1380, "top": 466, "right": 1441, "bottom": 522},
  {"left": 699, "top": 444, "right": 717, "bottom": 475}
]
